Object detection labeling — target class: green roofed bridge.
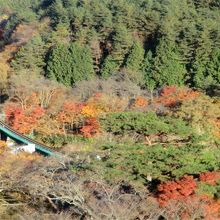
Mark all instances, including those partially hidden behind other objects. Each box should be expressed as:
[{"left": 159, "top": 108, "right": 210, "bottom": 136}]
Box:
[{"left": 0, "top": 121, "right": 54, "bottom": 156}]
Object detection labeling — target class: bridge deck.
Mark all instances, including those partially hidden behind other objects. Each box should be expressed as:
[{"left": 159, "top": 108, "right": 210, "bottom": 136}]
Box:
[{"left": 0, "top": 121, "right": 54, "bottom": 156}]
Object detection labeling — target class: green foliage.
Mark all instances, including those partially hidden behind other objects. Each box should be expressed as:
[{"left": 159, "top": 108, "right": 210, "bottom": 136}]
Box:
[
  {"left": 100, "top": 55, "right": 119, "bottom": 78},
  {"left": 142, "top": 51, "right": 156, "bottom": 91},
  {"left": 11, "top": 35, "right": 47, "bottom": 73},
  {"left": 164, "top": 117, "right": 194, "bottom": 137},
  {"left": 49, "top": 23, "right": 71, "bottom": 45},
  {"left": 100, "top": 112, "right": 192, "bottom": 137},
  {"left": 196, "top": 179, "right": 220, "bottom": 199},
  {"left": 123, "top": 40, "right": 145, "bottom": 85},
  {"left": 40, "top": 134, "right": 87, "bottom": 148},
  {"left": 196, "top": 182, "right": 218, "bottom": 198},
  {"left": 2, "top": 0, "right": 220, "bottom": 91},
  {"left": 48, "top": 0, "right": 69, "bottom": 26},
  {"left": 206, "top": 48, "right": 220, "bottom": 86},
  {"left": 111, "top": 25, "right": 133, "bottom": 63},
  {"left": 47, "top": 43, "right": 71, "bottom": 85},
  {"left": 100, "top": 112, "right": 167, "bottom": 136},
  {"left": 0, "top": 0, "right": 41, "bottom": 22},
  {"left": 100, "top": 24, "right": 133, "bottom": 77},
  {"left": 91, "top": 143, "right": 220, "bottom": 183},
  {"left": 192, "top": 30, "right": 215, "bottom": 89},
  {"left": 125, "top": 41, "right": 145, "bottom": 72},
  {"left": 47, "top": 42, "right": 95, "bottom": 86},
  {"left": 152, "top": 38, "right": 187, "bottom": 86}
]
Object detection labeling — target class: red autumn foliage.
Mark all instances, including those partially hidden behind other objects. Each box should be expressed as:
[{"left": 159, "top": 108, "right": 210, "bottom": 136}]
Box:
[
  {"left": 57, "top": 101, "right": 85, "bottom": 125},
  {"left": 202, "top": 196, "right": 220, "bottom": 220},
  {"left": 157, "top": 173, "right": 220, "bottom": 219},
  {"left": 199, "top": 172, "right": 220, "bottom": 186},
  {"left": 63, "top": 102, "right": 85, "bottom": 114},
  {"left": 5, "top": 104, "right": 45, "bottom": 134},
  {"left": 156, "top": 86, "right": 200, "bottom": 107},
  {"left": 80, "top": 117, "right": 100, "bottom": 138},
  {"left": 157, "top": 175, "right": 197, "bottom": 206},
  {"left": 5, "top": 104, "right": 23, "bottom": 126}
]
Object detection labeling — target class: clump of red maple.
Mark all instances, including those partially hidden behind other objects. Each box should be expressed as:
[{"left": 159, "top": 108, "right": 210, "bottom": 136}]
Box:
[
  {"left": 157, "top": 172, "right": 220, "bottom": 219},
  {"left": 156, "top": 85, "right": 200, "bottom": 107},
  {"left": 199, "top": 172, "right": 220, "bottom": 186},
  {"left": 4, "top": 86, "right": 202, "bottom": 140},
  {"left": 5, "top": 104, "right": 45, "bottom": 134},
  {"left": 157, "top": 175, "right": 197, "bottom": 206}
]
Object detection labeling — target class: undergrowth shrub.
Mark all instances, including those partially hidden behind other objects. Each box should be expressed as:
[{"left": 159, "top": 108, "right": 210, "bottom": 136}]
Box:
[{"left": 40, "top": 134, "right": 87, "bottom": 148}]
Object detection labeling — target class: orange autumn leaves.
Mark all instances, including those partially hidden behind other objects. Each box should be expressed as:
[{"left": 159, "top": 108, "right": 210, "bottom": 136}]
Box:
[
  {"left": 5, "top": 104, "right": 45, "bottom": 134},
  {"left": 80, "top": 117, "right": 100, "bottom": 138},
  {"left": 158, "top": 175, "right": 197, "bottom": 206},
  {"left": 57, "top": 102, "right": 85, "bottom": 128},
  {"left": 130, "top": 86, "right": 200, "bottom": 110},
  {"left": 5, "top": 92, "right": 124, "bottom": 137},
  {"left": 3, "top": 86, "right": 208, "bottom": 138},
  {"left": 56, "top": 101, "right": 100, "bottom": 137},
  {"left": 57, "top": 93, "right": 126, "bottom": 137},
  {"left": 156, "top": 85, "right": 200, "bottom": 107},
  {"left": 157, "top": 172, "right": 220, "bottom": 219}
]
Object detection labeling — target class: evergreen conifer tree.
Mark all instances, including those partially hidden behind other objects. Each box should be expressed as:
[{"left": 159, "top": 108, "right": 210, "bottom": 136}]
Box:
[
  {"left": 11, "top": 35, "right": 46, "bottom": 73},
  {"left": 100, "top": 24, "right": 133, "bottom": 77},
  {"left": 192, "top": 30, "right": 214, "bottom": 89},
  {"left": 49, "top": 0, "right": 69, "bottom": 26},
  {"left": 100, "top": 55, "right": 119, "bottom": 78},
  {"left": 153, "top": 38, "right": 187, "bottom": 86},
  {"left": 111, "top": 25, "right": 133, "bottom": 63},
  {"left": 208, "top": 48, "right": 220, "bottom": 83},
  {"left": 47, "top": 42, "right": 95, "bottom": 86},
  {"left": 125, "top": 41, "right": 145, "bottom": 71},
  {"left": 142, "top": 51, "right": 156, "bottom": 97}
]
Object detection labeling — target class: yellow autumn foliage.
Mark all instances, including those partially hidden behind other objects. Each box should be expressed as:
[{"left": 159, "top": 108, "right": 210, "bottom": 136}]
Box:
[{"left": 0, "top": 140, "right": 7, "bottom": 155}]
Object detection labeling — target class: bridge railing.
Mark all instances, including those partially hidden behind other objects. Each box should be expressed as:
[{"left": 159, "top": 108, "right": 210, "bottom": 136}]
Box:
[{"left": 0, "top": 121, "right": 54, "bottom": 156}]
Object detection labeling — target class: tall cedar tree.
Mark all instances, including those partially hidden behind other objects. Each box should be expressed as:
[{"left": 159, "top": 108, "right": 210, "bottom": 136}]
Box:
[
  {"left": 125, "top": 41, "right": 145, "bottom": 72},
  {"left": 192, "top": 29, "right": 214, "bottom": 89},
  {"left": 11, "top": 35, "right": 46, "bottom": 73},
  {"left": 101, "top": 24, "right": 133, "bottom": 77},
  {"left": 153, "top": 38, "right": 187, "bottom": 86},
  {"left": 142, "top": 50, "right": 156, "bottom": 93},
  {"left": 47, "top": 42, "right": 95, "bottom": 86}
]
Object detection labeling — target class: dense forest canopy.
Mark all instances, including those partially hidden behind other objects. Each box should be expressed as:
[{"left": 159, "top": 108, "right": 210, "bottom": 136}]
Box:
[
  {"left": 0, "top": 0, "right": 220, "bottom": 219},
  {"left": 0, "top": 0, "right": 220, "bottom": 90}
]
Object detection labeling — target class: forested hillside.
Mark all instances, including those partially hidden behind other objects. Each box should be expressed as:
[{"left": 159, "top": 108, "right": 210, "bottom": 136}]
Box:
[{"left": 0, "top": 0, "right": 219, "bottom": 219}]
